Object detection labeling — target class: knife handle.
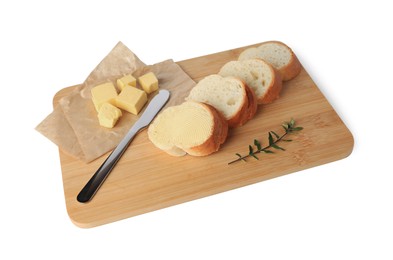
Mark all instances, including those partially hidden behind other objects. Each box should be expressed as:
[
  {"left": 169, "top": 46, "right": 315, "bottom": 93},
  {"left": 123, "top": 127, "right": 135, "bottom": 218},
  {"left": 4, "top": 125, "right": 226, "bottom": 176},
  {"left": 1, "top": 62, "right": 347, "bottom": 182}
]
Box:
[{"left": 76, "top": 129, "right": 138, "bottom": 203}]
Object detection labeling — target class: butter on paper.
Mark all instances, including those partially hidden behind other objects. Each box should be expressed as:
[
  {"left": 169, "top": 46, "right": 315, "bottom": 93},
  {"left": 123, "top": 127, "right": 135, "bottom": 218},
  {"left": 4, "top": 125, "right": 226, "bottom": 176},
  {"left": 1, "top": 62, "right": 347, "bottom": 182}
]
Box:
[{"left": 36, "top": 42, "right": 196, "bottom": 162}]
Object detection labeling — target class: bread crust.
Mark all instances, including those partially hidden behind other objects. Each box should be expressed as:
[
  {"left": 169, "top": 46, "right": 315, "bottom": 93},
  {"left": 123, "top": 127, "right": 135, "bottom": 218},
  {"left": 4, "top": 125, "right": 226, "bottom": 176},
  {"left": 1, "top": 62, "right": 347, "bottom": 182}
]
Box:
[
  {"left": 243, "top": 83, "right": 258, "bottom": 121},
  {"left": 263, "top": 41, "right": 301, "bottom": 81},
  {"left": 260, "top": 64, "right": 283, "bottom": 104},
  {"left": 280, "top": 53, "right": 301, "bottom": 81},
  {"left": 184, "top": 102, "right": 228, "bottom": 156}
]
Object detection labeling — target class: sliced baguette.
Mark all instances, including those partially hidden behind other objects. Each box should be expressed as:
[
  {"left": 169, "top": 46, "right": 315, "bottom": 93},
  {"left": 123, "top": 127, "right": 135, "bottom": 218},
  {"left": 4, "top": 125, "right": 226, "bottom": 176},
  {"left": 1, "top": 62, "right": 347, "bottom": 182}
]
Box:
[
  {"left": 219, "top": 59, "right": 282, "bottom": 104},
  {"left": 238, "top": 41, "right": 301, "bottom": 81},
  {"left": 186, "top": 74, "right": 257, "bottom": 128},
  {"left": 147, "top": 101, "right": 228, "bottom": 156}
]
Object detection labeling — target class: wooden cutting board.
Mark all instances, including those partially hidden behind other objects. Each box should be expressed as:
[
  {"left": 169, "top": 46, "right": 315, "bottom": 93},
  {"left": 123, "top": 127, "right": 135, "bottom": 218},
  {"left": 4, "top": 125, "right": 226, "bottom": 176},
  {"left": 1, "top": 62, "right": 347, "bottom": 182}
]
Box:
[{"left": 53, "top": 42, "right": 354, "bottom": 228}]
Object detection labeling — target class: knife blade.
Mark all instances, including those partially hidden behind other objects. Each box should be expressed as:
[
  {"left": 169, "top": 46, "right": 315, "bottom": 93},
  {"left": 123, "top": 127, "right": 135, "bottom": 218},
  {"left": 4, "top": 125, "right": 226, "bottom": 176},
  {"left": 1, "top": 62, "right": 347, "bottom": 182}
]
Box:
[{"left": 77, "top": 89, "right": 170, "bottom": 203}]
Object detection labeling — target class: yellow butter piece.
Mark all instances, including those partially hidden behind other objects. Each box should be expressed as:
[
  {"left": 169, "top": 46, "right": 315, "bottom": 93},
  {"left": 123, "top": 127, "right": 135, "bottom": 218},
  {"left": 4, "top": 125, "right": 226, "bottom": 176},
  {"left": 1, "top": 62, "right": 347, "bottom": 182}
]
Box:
[
  {"left": 115, "top": 86, "right": 147, "bottom": 115},
  {"left": 91, "top": 82, "right": 118, "bottom": 111},
  {"left": 97, "top": 102, "right": 122, "bottom": 128},
  {"left": 138, "top": 72, "right": 159, "bottom": 94},
  {"left": 117, "top": 74, "right": 137, "bottom": 91}
]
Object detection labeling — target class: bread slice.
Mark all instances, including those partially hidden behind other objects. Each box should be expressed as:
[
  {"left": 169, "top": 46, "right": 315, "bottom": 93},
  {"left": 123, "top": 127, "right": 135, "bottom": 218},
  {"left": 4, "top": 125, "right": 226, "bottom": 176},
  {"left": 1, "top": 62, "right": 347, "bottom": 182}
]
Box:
[
  {"left": 219, "top": 59, "right": 282, "bottom": 104},
  {"left": 238, "top": 41, "right": 301, "bottom": 81},
  {"left": 186, "top": 74, "right": 257, "bottom": 128},
  {"left": 148, "top": 101, "right": 228, "bottom": 156}
]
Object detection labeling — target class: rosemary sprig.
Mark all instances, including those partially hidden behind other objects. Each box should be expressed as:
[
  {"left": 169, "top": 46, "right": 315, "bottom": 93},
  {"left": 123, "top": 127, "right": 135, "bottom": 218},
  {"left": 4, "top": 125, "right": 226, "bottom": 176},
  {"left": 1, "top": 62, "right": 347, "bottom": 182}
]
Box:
[{"left": 228, "top": 118, "right": 303, "bottom": 165}]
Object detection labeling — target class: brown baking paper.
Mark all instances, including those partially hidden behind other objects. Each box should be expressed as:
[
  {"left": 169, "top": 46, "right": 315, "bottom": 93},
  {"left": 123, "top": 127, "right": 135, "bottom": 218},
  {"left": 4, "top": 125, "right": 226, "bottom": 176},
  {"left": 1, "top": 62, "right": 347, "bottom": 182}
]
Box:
[{"left": 36, "top": 42, "right": 196, "bottom": 162}]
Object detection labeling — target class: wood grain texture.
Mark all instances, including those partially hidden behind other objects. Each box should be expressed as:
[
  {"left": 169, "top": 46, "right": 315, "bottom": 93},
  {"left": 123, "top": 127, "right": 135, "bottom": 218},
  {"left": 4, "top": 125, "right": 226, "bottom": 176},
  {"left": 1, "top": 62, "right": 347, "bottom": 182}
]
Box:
[{"left": 53, "top": 42, "right": 354, "bottom": 228}]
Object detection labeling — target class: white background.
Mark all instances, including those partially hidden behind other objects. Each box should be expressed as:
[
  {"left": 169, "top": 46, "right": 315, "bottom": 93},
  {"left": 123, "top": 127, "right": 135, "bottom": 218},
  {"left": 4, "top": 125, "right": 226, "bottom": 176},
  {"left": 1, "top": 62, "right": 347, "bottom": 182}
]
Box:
[{"left": 1, "top": 0, "right": 392, "bottom": 259}]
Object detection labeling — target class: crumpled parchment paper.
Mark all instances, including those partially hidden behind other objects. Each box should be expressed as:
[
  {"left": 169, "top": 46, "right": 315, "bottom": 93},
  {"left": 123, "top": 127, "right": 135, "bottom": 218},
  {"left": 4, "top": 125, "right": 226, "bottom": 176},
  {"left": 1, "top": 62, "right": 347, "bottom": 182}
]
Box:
[{"left": 36, "top": 42, "right": 196, "bottom": 162}]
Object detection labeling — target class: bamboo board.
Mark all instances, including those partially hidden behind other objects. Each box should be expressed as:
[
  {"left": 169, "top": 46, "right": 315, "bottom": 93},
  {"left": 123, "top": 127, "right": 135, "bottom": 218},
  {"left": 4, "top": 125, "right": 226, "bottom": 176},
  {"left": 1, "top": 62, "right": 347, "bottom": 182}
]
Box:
[{"left": 53, "top": 42, "right": 354, "bottom": 228}]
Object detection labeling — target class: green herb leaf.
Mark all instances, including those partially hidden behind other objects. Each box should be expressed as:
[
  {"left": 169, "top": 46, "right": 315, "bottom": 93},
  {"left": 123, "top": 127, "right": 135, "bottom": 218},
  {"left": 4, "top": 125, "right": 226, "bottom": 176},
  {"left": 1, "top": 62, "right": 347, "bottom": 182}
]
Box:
[
  {"left": 263, "top": 149, "right": 274, "bottom": 154},
  {"left": 272, "top": 143, "right": 285, "bottom": 151},
  {"left": 271, "top": 131, "right": 280, "bottom": 139},
  {"left": 268, "top": 132, "right": 274, "bottom": 146},
  {"left": 248, "top": 145, "right": 254, "bottom": 155},
  {"left": 291, "top": 127, "right": 304, "bottom": 131},
  {"left": 282, "top": 139, "right": 293, "bottom": 142},
  {"left": 254, "top": 139, "right": 261, "bottom": 150},
  {"left": 290, "top": 118, "right": 295, "bottom": 127},
  {"left": 251, "top": 154, "right": 259, "bottom": 160},
  {"left": 235, "top": 153, "right": 246, "bottom": 162}
]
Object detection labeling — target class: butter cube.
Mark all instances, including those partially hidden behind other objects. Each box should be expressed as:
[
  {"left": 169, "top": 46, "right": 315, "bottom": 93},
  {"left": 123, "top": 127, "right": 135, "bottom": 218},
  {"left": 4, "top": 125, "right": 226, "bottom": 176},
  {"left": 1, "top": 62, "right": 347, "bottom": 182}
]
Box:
[
  {"left": 117, "top": 74, "right": 137, "bottom": 91},
  {"left": 91, "top": 82, "right": 118, "bottom": 112},
  {"left": 97, "top": 102, "right": 122, "bottom": 128},
  {"left": 138, "top": 72, "right": 158, "bottom": 94},
  {"left": 115, "top": 86, "right": 147, "bottom": 115}
]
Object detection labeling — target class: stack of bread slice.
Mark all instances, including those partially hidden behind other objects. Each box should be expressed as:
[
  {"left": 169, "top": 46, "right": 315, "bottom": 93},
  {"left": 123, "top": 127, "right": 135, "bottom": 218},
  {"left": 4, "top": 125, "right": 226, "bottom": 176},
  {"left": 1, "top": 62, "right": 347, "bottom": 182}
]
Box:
[{"left": 148, "top": 41, "right": 301, "bottom": 157}]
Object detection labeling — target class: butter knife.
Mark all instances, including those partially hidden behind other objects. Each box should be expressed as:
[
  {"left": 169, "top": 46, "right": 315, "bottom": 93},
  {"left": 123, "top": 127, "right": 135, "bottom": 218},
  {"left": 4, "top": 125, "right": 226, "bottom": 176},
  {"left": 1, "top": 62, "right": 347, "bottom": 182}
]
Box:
[{"left": 77, "top": 89, "right": 170, "bottom": 203}]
